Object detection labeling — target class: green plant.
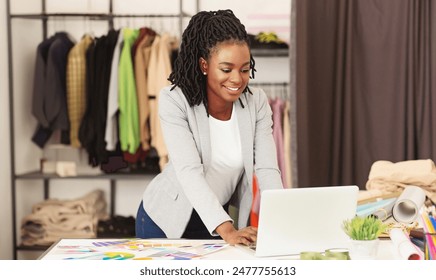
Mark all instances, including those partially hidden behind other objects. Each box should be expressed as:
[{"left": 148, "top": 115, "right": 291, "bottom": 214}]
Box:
[{"left": 342, "top": 216, "right": 388, "bottom": 240}]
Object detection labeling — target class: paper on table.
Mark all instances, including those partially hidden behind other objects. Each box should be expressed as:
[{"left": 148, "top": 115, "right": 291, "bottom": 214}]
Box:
[
  {"left": 371, "top": 198, "right": 397, "bottom": 221},
  {"left": 389, "top": 228, "right": 424, "bottom": 260},
  {"left": 356, "top": 198, "right": 397, "bottom": 220},
  {"left": 392, "top": 186, "right": 426, "bottom": 224}
]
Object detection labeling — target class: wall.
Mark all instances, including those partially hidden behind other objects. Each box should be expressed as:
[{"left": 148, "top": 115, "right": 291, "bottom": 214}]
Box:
[
  {"left": 0, "top": 0, "right": 12, "bottom": 260},
  {"left": 1, "top": 0, "right": 290, "bottom": 259}
]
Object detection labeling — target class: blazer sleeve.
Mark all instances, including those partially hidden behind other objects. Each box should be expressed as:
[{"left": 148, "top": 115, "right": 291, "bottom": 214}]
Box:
[
  {"left": 158, "top": 87, "right": 232, "bottom": 235},
  {"left": 252, "top": 88, "right": 284, "bottom": 191}
]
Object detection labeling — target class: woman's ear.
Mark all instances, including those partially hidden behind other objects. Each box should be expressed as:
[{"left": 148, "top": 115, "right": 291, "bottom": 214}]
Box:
[{"left": 199, "top": 57, "right": 208, "bottom": 74}]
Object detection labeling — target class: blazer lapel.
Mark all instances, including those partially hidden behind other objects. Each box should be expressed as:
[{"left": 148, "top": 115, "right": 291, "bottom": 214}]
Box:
[
  {"left": 235, "top": 99, "right": 254, "bottom": 183},
  {"left": 194, "top": 104, "right": 211, "bottom": 170}
]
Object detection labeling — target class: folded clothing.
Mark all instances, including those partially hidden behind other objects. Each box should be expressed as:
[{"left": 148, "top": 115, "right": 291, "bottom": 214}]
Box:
[{"left": 21, "top": 189, "right": 108, "bottom": 246}]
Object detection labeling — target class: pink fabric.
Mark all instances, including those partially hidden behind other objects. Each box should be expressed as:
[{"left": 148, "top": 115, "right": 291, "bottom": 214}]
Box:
[{"left": 270, "top": 98, "right": 287, "bottom": 187}]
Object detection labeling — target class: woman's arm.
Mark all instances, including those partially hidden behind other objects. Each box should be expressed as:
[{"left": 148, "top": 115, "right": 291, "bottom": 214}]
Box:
[{"left": 253, "top": 88, "right": 284, "bottom": 191}]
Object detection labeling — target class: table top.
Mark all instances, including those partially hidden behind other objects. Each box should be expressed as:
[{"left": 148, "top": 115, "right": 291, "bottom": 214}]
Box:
[{"left": 39, "top": 238, "right": 398, "bottom": 260}]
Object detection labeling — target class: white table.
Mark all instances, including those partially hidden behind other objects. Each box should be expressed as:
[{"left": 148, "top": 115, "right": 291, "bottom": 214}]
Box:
[
  {"left": 202, "top": 239, "right": 397, "bottom": 260},
  {"left": 39, "top": 238, "right": 398, "bottom": 260}
]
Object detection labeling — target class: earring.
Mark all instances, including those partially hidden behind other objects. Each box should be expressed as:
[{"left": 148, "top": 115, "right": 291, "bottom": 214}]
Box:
[{"left": 203, "top": 72, "right": 207, "bottom": 75}]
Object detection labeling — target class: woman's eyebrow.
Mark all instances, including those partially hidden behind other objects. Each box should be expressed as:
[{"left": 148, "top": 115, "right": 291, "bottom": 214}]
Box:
[{"left": 219, "top": 61, "right": 251, "bottom": 66}]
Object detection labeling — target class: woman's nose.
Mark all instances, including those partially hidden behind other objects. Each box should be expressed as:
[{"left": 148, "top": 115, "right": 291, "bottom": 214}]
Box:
[{"left": 229, "top": 71, "right": 242, "bottom": 84}]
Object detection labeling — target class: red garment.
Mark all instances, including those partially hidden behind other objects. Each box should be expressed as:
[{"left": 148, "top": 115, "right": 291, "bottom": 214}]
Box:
[
  {"left": 250, "top": 174, "right": 260, "bottom": 227},
  {"left": 123, "top": 147, "right": 148, "bottom": 163}
]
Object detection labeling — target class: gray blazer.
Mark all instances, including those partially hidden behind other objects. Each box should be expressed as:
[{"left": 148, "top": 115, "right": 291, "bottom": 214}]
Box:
[{"left": 141, "top": 85, "right": 283, "bottom": 238}]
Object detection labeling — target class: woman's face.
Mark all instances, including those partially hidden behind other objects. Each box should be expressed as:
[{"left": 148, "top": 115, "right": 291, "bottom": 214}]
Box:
[{"left": 201, "top": 41, "right": 251, "bottom": 107}]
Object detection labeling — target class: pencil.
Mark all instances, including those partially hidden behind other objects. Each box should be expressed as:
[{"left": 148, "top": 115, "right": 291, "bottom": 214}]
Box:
[{"left": 421, "top": 213, "right": 436, "bottom": 260}]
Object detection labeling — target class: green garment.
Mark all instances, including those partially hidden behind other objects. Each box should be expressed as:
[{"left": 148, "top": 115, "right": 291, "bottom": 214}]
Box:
[{"left": 118, "top": 28, "right": 140, "bottom": 153}]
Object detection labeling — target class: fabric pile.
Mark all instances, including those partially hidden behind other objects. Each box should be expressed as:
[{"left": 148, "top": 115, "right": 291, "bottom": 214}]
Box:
[
  {"left": 365, "top": 159, "right": 436, "bottom": 205},
  {"left": 21, "top": 189, "right": 108, "bottom": 246}
]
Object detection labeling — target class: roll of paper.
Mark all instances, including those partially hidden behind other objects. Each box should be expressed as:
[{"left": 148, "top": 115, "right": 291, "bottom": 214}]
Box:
[
  {"left": 392, "top": 186, "right": 426, "bottom": 224},
  {"left": 389, "top": 228, "right": 424, "bottom": 260},
  {"left": 371, "top": 198, "right": 397, "bottom": 221}
]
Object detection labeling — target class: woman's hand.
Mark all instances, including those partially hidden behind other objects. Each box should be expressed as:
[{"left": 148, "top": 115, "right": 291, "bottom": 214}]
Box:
[{"left": 215, "top": 221, "right": 258, "bottom": 245}]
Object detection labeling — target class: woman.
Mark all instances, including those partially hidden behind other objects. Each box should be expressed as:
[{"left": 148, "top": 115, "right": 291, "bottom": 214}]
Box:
[{"left": 136, "top": 9, "right": 283, "bottom": 245}]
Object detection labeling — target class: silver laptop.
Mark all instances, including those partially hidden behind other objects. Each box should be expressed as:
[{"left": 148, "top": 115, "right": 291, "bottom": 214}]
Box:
[{"left": 238, "top": 185, "right": 359, "bottom": 257}]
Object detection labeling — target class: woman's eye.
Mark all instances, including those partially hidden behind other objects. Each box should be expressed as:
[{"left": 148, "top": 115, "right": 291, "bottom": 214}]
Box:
[{"left": 220, "top": 68, "right": 250, "bottom": 74}]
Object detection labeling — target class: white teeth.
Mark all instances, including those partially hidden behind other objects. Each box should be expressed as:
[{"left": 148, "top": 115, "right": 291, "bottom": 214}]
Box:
[{"left": 226, "top": 87, "right": 239, "bottom": 91}]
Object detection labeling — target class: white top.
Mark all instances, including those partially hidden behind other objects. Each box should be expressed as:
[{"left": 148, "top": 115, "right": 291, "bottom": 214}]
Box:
[
  {"left": 105, "top": 29, "right": 124, "bottom": 150},
  {"left": 205, "top": 104, "right": 244, "bottom": 205}
]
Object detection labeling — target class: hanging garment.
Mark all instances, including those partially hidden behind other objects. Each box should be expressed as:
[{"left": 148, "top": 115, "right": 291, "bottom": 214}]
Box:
[
  {"left": 79, "top": 29, "right": 120, "bottom": 166},
  {"left": 147, "top": 33, "right": 173, "bottom": 170},
  {"left": 31, "top": 32, "right": 75, "bottom": 148},
  {"left": 122, "top": 28, "right": 157, "bottom": 165},
  {"left": 94, "top": 29, "right": 120, "bottom": 164},
  {"left": 283, "top": 100, "right": 292, "bottom": 187},
  {"left": 118, "top": 28, "right": 140, "bottom": 154},
  {"left": 270, "top": 97, "right": 288, "bottom": 187},
  {"left": 134, "top": 28, "right": 156, "bottom": 152},
  {"left": 250, "top": 174, "right": 260, "bottom": 227},
  {"left": 66, "top": 34, "right": 94, "bottom": 148},
  {"left": 105, "top": 28, "right": 125, "bottom": 151},
  {"left": 78, "top": 40, "right": 98, "bottom": 165}
]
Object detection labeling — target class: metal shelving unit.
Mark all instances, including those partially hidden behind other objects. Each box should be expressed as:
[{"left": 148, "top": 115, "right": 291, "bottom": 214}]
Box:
[
  {"left": 251, "top": 48, "right": 289, "bottom": 57},
  {"left": 6, "top": 0, "right": 195, "bottom": 260}
]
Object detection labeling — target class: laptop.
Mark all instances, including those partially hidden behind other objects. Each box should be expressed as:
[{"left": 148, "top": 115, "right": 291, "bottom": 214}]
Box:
[{"left": 237, "top": 185, "right": 359, "bottom": 257}]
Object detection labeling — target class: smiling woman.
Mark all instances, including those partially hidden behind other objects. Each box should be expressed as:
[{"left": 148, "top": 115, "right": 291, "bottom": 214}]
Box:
[
  {"left": 200, "top": 42, "right": 251, "bottom": 120},
  {"left": 135, "top": 9, "right": 284, "bottom": 246}
]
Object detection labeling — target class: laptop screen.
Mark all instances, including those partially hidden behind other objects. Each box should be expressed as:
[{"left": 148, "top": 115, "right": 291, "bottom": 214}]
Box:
[{"left": 254, "top": 185, "right": 359, "bottom": 257}]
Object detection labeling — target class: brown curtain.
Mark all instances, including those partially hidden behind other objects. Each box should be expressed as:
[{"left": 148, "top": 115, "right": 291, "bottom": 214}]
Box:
[{"left": 296, "top": 0, "right": 436, "bottom": 189}]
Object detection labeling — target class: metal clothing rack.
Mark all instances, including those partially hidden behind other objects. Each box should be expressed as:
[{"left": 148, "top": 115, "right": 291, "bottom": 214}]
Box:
[
  {"left": 9, "top": 13, "right": 189, "bottom": 36},
  {"left": 249, "top": 82, "right": 290, "bottom": 100},
  {"left": 6, "top": 0, "right": 197, "bottom": 260},
  {"left": 249, "top": 82, "right": 289, "bottom": 86}
]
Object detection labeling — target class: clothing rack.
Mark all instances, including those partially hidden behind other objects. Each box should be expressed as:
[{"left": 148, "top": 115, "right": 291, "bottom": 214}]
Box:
[
  {"left": 250, "top": 82, "right": 290, "bottom": 101},
  {"left": 10, "top": 13, "right": 189, "bottom": 35},
  {"left": 249, "top": 82, "right": 289, "bottom": 86},
  {"left": 6, "top": 0, "right": 197, "bottom": 260}
]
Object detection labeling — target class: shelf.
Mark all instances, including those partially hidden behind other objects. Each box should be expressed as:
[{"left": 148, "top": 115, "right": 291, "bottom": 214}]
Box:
[
  {"left": 10, "top": 12, "right": 191, "bottom": 20},
  {"left": 17, "top": 234, "right": 137, "bottom": 252},
  {"left": 16, "top": 244, "right": 50, "bottom": 252},
  {"left": 251, "top": 48, "right": 289, "bottom": 57},
  {"left": 15, "top": 170, "right": 158, "bottom": 180}
]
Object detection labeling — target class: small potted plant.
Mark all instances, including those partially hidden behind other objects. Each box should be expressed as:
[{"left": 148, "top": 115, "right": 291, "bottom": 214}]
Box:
[{"left": 342, "top": 216, "right": 388, "bottom": 260}]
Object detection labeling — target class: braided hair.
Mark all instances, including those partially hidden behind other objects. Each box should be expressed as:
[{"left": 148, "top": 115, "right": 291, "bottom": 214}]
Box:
[{"left": 168, "top": 9, "right": 256, "bottom": 111}]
